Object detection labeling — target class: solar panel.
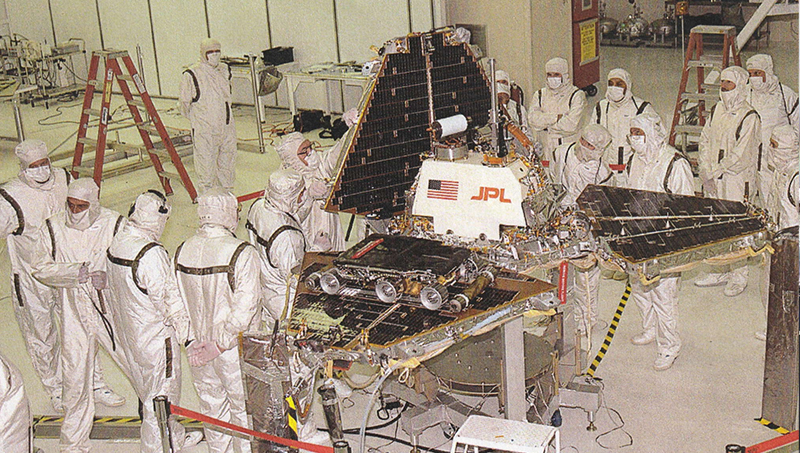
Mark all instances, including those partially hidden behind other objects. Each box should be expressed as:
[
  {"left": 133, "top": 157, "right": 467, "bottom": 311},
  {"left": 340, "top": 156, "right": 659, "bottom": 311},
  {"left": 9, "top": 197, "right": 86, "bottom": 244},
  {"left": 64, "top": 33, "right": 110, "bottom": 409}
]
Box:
[
  {"left": 289, "top": 251, "right": 555, "bottom": 351},
  {"left": 325, "top": 29, "right": 492, "bottom": 216},
  {"left": 577, "top": 184, "right": 768, "bottom": 264}
]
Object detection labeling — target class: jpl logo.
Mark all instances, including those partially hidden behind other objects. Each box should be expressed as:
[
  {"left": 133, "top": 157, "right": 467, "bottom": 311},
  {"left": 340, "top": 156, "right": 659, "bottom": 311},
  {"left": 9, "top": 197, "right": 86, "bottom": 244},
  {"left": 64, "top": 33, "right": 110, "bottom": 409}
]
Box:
[{"left": 470, "top": 187, "right": 511, "bottom": 203}]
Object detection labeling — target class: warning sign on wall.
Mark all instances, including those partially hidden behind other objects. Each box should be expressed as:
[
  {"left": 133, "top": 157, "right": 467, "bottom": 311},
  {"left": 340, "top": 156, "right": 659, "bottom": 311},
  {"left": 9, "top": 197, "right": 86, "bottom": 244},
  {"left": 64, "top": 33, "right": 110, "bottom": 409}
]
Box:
[{"left": 579, "top": 19, "right": 598, "bottom": 65}]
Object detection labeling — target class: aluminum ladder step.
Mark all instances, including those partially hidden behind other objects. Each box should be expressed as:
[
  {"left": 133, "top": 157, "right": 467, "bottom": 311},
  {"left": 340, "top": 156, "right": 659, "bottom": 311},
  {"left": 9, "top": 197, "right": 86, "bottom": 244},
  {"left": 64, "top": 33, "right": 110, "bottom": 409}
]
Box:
[
  {"left": 674, "top": 125, "right": 704, "bottom": 135},
  {"left": 681, "top": 93, "right": 720, "bottom": 103},
  {"left": 687, "top": 57, "right": 724, "bottom": 69}
]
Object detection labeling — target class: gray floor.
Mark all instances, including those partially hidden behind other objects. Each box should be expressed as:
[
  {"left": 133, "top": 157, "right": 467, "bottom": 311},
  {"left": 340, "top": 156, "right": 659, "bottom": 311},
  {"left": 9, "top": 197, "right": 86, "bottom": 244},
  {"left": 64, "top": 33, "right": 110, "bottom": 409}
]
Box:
[{"left": 0, "top": 42, "right": 796, "bottom": 452}]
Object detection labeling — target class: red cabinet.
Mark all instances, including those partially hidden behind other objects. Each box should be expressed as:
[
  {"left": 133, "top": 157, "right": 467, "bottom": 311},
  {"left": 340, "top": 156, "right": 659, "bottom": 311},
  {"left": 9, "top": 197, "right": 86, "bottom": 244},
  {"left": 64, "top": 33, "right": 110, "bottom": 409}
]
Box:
[{"left": 571, "top": 0, "right": 600, "bottom": 94}]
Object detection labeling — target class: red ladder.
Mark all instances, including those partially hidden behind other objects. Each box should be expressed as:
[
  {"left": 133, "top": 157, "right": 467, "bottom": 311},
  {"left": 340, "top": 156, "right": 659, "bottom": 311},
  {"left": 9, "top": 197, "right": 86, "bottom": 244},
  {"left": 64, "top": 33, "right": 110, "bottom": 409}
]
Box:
[
  {"left": 668, "top": 25, "right": 742, "bottom": 149},
  {"left": 72, "top": 49, "right": 197, "bottom": 201}
]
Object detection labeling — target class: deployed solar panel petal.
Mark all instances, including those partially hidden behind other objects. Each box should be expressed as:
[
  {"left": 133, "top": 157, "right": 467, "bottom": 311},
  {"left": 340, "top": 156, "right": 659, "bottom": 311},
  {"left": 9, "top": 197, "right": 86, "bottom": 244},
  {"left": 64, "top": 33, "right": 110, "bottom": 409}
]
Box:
[
  {"left": 325, "top": 29, "right": 492, "bottom": 216},
  {"left": 577, "top": 184, "right": 768, "bottom": 264}
]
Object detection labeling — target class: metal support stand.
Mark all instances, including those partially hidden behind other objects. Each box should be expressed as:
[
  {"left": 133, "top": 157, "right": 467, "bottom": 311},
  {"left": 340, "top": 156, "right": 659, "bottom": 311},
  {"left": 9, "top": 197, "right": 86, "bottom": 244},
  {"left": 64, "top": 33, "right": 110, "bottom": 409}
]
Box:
[
  {"left": 154, "top": 396, "right": 174, "bottom": 453},
  {"left": 488, "top": 58, "right": 498, "bottom": 151},
  {"left": 318, "top": 379, "right": 347, "bottom": 446},
  {"left": 333, "top": 440, "right": 351, "bottom": 453},
  {"left": 587, "top": 410, "right": 597, "bottom": 431},
  {"left": 501, "top": 316, "right": 527, "bottom": 421},
  {"left": 248, "top": 54, "right": 266, "bottom": 153},
  {"left": 10, "top": 85, "right": 38, "bottom": 142},
  {"left": 574, "top": 329, "right": 584, "bottom": 377},
  {"left": 681, "top": 17, "right": 685, "bottom": 58},
  {"left": 13, "top": 96, "right": 25, "bottom": 142}
]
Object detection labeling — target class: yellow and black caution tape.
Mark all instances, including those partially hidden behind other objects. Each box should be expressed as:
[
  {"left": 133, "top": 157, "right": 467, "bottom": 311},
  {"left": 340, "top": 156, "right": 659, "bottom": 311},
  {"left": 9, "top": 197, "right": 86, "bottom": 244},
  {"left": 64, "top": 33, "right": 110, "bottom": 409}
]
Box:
[
  {"left": 756, "top": 417, "right": 791, "bottom": 435},
  {"left": 286, "top": 395, "right": 299, "bottom": 440},
  {"left": 586, "top": 282, "right": 632, "bottom": 378},
  {"left": 33, "top": 415, "right": 202, "bottom": 427}
]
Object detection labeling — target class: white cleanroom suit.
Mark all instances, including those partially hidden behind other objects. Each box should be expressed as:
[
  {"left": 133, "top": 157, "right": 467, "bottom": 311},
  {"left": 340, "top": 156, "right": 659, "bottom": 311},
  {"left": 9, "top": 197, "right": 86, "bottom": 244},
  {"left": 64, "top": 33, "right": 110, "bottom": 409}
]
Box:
[
  {"left": 0, "top": 352, "right": 32, "bottom": 453},
  {"left": 276, "top": 132, "right": 345, "bottom": 252},
  {"left": 179, "top": 38, "right": 237, "bottom": 193},
  {"left": 31, "top": 178, "right": 132, "bottom": 452},
  {"left": 697, "top": 66, "right": 761, "bottom": 297},
  {"left": 553, "top": 124, "right": 613, "bottom": 207},
  {"left": 528, "top": 57, "right": 587, "bottom": 180},
  {"left": 106, "top": 190, "right": 201, "bottom": 452},
  {"left": 554, "top": 124, "right": 613, "bottom": 336},
  {"left": 248, "top": 173, "right": 329, "bottom": 446},
  {"left": 175, "top": 189, "right": 260, "bottom": 453},
  {"left": 0, "top": 139, "right": 68, "bottom": 408},
  {"left": 590, "top": 68, "right": 657, "bottom": 187},
  {"left": 496, "top": 69, "right": 532, "bottom": 141},
  {"left": 756, "top": 124, "right": 800, "bottom": 340},
  {"left": 745, "top": 54, "right": 799, "bottom": 202},
  {"left": 765, "top": 124, "right": 800, "bottom": 230},
  {"left": 625, "top": 112, "right": 694, "bottom": 371},
  {"left": 698, "top": 66, "right": 761, "bottom": 202},
  {"left": 246, "top": 169, "right": 306, "bottom": 323}
]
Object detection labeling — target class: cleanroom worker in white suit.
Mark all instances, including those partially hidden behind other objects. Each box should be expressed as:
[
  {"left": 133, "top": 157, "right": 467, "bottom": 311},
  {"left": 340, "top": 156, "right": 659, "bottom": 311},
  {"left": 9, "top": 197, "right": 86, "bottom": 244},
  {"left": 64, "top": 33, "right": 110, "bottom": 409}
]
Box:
[
  {"left": 179, "top": 38, "right": 237, "bottom": 192},
  {"left": 624, "top": 112, "right": 693, "bottom": 371}
]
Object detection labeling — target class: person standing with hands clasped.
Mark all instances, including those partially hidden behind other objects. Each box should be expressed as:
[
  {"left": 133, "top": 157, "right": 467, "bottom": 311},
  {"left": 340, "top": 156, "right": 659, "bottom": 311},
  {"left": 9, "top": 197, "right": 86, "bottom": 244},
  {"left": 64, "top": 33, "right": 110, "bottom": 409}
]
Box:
[{"left": 175, "top": 188, "right": 260, "bottom": 453}]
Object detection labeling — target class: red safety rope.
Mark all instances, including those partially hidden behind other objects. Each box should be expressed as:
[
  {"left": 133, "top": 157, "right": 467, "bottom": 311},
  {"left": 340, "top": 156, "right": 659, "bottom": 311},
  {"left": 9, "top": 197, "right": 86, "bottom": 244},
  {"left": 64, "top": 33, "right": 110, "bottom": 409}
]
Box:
[
  {"left": 170, "top": 403, "right": 334, "bottom": 453},
  {"left": 746, "top": 430, "right": 798, "bottom": 453},
  {"left": 237, "top": 190, "right": 265, "bottom": 204}
]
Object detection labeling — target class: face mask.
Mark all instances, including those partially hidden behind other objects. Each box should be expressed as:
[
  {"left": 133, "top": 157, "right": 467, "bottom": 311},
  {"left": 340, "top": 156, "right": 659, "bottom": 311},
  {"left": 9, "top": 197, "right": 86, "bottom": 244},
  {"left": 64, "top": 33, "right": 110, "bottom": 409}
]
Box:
[
  {"left": 25, "top": 165, "right": 52, "bottom": 183},
  {"left": 628, "top": 135, "right": 646, "bottom": 153},
  {"left": 720, "top": 89, "right": 737, "bottom": 110},
  {"left": 547, "top": 77, "right": 562, "bottom": 90},
  {"left": 606, "top": 86, "right": 625, "bottom": 103},
  {"left": 576, "top": 144, "right": 599, "bottom": 163},
  {"left": 66, "top": 209, "right": 94, "bottom": 231},
  {"left": 749, "top": 76, "right": 766, "bottom": 91},
  {"left": 305, "top": 151, "right": 321, "bottom": 169},
  {"left": 207, "top": 52, "right": 221, "bottom": 67}
]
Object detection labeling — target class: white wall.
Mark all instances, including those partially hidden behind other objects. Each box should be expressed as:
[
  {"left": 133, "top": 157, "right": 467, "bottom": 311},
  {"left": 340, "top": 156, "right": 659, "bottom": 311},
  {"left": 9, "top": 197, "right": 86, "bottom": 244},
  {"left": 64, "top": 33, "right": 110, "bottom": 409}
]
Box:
[
  {"left": 445, "top": 0, "right": 575, "bottom": 99},
  {"left": 0, "top": 0, "right": 10, "bottom": 36},
  {"left": 5, "top": 0, "right": 54, "bottom": 44},
  {"left": 764, "top": 15, "right": 798, "bottom": 44},
  {"left": 446, "top": 0, "right": 534, "bottom": 97},
  {"left": 5, "top": 0, "right": 436, "bottom": 104}
]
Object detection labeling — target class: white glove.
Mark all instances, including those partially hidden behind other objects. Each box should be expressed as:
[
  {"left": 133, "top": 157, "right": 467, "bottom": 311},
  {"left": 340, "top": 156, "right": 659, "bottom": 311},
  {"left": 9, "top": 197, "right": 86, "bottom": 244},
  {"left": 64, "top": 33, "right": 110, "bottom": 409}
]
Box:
[
  {"left": 186, "top": 342, "right": 203, "bottom": 367},
  {"left": 702, "top": 176, "right": 717, "bottom": 196},
  {"left": 532, "top": 141, "right": 544, "bottom": 158},
  {"left": 308, "top": 179, "right": 329, "bottom": 199},
  {"left": 89, "top": 271, "right": 107, "bottom": 290},
  {"left": 194, "top": 341, "right": 222, "bottom": 366},
  {"left": 343, "top": 108, "right": 359, "bottom": 127},
  {"left": 78, "top": 263, "right": 90, "bottom": 284},
  {"left": 313, "top": 232, "right": 332, "bottom": 251}
]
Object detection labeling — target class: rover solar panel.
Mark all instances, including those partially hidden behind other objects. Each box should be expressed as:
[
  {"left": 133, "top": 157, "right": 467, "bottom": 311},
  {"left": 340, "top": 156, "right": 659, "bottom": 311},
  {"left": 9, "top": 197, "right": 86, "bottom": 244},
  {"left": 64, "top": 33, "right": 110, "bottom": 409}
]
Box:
[
  {"left": 288, "top": 241, "right": 555, "bottom": 354},
  {"left": 333, "top": 234, "right": 472, "bottom": 275},
  {"left": 577, "top": 185, "right": 769, "bottom": 265},
  {"left": 325, "top": 29, "right": 492, "bottom": 216}
]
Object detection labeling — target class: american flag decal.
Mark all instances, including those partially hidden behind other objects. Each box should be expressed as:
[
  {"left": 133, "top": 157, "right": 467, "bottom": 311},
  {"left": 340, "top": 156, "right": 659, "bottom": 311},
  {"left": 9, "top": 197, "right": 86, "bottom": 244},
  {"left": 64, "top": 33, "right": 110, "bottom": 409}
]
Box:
[{"left": 427, "top": 179, "right": 459, "bottom": 201}]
